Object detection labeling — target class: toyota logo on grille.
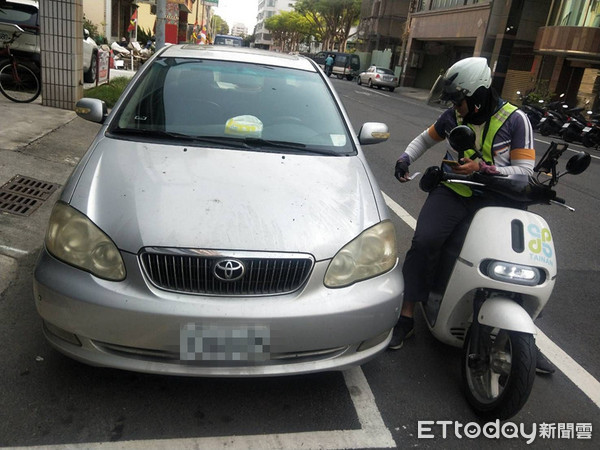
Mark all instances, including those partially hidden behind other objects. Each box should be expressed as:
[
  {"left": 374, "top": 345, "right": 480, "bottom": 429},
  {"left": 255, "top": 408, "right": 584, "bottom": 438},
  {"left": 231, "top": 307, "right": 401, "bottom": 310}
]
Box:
[{"left": 213, "top": 259, "right": 245, "bottom": 281}]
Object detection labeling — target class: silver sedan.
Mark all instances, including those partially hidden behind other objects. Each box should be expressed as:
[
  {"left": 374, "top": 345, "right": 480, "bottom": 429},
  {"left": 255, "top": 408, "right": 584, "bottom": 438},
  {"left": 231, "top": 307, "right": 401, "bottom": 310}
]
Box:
[
  {"left": 357, "top": 66, "right": 398, "bottom": 92},
  {"left": 34, "top": 45, "right": 404, "bottom": 377}
]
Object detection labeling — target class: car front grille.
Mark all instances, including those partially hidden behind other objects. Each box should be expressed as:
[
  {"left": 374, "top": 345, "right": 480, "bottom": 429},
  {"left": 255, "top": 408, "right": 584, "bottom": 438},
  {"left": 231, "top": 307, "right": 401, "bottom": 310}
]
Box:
[{"left": 139, "top": 248, "right": 314, "bottom": 296}]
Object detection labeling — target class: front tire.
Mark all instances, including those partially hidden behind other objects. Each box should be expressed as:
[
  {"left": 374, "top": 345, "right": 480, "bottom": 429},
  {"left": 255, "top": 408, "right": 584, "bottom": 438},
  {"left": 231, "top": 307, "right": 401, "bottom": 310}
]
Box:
[
  {"left": 84, "top": 53, "right": 97, "bottom": 83},
  {"left": 0, "top": 61, "right": 41, "bottom": 103},
  {"left": 462, "top": 327, "right": 536, "bottom": 421}
]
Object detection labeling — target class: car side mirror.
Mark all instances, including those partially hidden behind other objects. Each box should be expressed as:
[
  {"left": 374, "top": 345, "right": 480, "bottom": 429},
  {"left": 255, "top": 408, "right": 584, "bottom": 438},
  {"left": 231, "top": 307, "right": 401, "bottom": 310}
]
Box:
[
  {"left": 358, "top": 122, "right": 390, "bottom": 145},
  {"left": 75, "top": 98, "right": 108, "bottom": 124}
]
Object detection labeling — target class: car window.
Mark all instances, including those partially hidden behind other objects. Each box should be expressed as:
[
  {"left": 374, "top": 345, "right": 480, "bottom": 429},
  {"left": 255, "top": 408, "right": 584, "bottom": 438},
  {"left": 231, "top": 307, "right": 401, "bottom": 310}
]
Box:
[
  {"left": 112, "top": 58, "right": 355, "bottom": 155},
  {"left": 0, "top": 2, "right": 39, "bottom": 30}
]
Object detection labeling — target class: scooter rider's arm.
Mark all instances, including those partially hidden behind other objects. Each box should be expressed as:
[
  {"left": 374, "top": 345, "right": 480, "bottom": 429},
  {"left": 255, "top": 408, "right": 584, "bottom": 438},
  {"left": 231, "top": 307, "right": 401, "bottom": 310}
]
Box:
[
  {"left": 489, "top": 109, "right": 536, "bottom": 177},
  {"left": 395, "top": 126, "right": 441, "bottom": 182}
]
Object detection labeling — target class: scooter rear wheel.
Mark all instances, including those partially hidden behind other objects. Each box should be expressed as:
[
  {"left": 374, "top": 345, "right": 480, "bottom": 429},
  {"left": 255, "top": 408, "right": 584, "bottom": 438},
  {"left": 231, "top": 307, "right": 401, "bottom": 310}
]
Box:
[
  {"left": 582, "top": 131, "right": 599, "bottom": 148},
  {"left": 539, "top": 122, "right": 552, "bottom": 136},
  {"left": 462, "top": 327, "right": 536, "bottom": 421}
]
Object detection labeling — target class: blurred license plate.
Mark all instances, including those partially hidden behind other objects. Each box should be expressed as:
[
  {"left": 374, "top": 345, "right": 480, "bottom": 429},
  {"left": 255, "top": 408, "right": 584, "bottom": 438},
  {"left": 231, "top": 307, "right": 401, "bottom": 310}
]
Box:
[
  {"left": 180, "top": 323, "right": 270, "bottom": 361},
  {"left": 562, "top": 122, "right": 570, "bottom": 128},
  {"left": 583, "top": 127, "right": 592, "bottom": 132}
]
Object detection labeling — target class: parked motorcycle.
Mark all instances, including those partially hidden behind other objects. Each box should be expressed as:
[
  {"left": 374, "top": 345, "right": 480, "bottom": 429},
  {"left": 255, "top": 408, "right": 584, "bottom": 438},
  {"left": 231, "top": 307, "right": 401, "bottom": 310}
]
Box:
[
  {"left": 560, "top": 106, "right": 588, "bottom": 143},
  {"left": 581, "top": 111, "right": 600, "bottom": 149},
  {"left": 417, "top": 126, "right": 591, "bottom": 420},
  {"left": 516, "top": 91, "right": 545, "bottom": 130},
  {"left": 539, "top": 94, "right": 569, "bottom": 137}
]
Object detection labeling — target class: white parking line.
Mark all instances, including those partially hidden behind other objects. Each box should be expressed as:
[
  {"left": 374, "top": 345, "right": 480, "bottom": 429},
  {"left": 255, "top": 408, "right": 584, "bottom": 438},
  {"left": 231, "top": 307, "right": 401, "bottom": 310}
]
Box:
[
  {"left": 383, "top": 190, "right": 600, "bottom": 410},
  {"left": 17, "top": 367, "right": 396, "bottom": 449}
]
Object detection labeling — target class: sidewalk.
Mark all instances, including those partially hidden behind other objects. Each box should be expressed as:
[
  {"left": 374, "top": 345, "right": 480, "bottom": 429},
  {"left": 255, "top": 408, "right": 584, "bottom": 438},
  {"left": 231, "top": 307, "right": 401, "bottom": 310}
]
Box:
[{"left": 0, "top": 68, "right": 136, "bottom": 295}]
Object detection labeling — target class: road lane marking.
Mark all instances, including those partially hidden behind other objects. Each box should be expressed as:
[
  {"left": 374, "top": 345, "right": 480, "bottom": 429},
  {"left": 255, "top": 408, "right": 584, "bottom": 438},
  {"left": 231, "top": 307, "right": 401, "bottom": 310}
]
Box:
[
  {"left": 534, "top": 137, "right": 600, "bottom": 160},
  {"left": 0, "top": 245, "right": 29, "bottom": 256},
  {"left": 535, "top": 328, "right": 600, "bottom": 408},
  {"left": 17, "top": 367, "right": 395, "bottom": 449},
  {"left": 383, "top": 190, "right": 600, "bottom": 411}
]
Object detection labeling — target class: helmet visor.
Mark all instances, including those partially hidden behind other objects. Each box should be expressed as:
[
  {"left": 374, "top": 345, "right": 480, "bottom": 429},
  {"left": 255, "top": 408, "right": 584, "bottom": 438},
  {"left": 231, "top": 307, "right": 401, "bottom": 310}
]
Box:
[{"left": 439, "top": 72, "right": 467, "bottom": 104}]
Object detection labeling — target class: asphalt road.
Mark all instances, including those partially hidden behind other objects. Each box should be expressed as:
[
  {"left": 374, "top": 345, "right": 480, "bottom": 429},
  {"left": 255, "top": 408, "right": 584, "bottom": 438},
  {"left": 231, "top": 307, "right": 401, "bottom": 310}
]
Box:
[{"left": 0, "top": 78, "right": 598, "bottom": 449}]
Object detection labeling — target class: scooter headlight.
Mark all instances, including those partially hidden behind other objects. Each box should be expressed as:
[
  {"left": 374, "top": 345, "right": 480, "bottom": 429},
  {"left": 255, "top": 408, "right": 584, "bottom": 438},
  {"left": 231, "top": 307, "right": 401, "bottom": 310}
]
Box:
[{"left": 484, "top": 260, "right": 541, "bottom": 286}]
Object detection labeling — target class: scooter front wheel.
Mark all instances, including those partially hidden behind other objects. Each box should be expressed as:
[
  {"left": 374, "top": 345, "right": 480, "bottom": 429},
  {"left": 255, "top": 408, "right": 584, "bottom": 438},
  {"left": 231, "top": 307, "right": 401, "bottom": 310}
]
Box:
[{"left": 461, "top": 327, "right": 536, "bottom": 421}]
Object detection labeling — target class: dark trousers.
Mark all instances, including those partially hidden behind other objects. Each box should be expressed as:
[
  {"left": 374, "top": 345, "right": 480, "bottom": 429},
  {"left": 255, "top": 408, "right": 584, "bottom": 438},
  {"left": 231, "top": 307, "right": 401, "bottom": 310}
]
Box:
[{"left": 402, "top": 185, "right": 505, "bottom": 303}]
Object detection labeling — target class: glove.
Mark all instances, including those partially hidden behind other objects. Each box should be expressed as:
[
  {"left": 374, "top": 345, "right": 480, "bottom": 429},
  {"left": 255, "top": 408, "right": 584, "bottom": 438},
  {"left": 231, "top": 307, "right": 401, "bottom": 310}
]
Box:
[
  {"left": 394, "top": 154, "right": 411, "bottom": 181},
  {"left": 478, "top": 161, "right": 500, "bottom": 175}
]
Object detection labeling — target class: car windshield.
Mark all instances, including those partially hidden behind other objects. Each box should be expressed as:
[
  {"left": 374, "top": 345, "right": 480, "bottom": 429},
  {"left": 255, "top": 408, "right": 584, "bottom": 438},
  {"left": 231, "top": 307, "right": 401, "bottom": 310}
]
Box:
[
  {"left": 110, "top": 57, "right": 355, "bottom": 155},
  {"left": 377, "top": 68, "right": 394, "bottom": 75}
]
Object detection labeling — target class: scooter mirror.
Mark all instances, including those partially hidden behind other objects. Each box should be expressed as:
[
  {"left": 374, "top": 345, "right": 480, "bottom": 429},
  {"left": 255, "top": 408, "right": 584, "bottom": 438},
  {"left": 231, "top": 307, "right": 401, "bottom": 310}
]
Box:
[
  {"left": 419, "top": 166, "right": 443, "bottom": 193},
  {"left": 448, "top": 125, "right": 475, "bottom": 154},
  {"left": 565, "top": 152, "right": 591, "bottom": 175}
]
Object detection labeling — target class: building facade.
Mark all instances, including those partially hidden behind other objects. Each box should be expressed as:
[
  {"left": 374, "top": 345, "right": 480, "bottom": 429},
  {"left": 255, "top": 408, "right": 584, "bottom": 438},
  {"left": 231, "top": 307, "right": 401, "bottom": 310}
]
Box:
[
  {"left": 255, "top": 0, "right": 296, "bottom": 49},
  {"left": 400, "top": 0, "right": 599, "bottom": 109},
  {"left": 356, "top": 0, "right": 411, "bottom": 68},
  {"left": 82, "top": 0, "right": 209, "bottom": 45}
]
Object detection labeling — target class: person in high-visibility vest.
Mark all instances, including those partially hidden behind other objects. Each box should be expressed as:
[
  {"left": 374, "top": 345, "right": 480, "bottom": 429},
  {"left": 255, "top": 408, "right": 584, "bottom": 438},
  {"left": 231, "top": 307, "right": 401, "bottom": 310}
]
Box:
[{"left": 389, "top": 57, "right": 554, "bottom": 374}]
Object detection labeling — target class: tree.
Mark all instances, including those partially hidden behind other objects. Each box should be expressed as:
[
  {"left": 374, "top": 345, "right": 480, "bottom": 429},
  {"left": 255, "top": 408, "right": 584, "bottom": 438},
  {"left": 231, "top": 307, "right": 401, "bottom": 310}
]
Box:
[
  {"left": 211, "top": 15, "right": 229, "bottom": 35},
  {"left": 265, "top": 11, "right": 311, "bottom": 52},
  {"left": 295, "top": 0, "right": 361, "bottom": 51}
]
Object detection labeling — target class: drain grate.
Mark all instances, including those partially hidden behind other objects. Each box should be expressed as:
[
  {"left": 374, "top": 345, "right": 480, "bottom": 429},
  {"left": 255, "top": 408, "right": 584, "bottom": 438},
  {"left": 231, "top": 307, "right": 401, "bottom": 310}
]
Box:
[{"left": 0, "top": 175, "right": 58, "bottom": 216}]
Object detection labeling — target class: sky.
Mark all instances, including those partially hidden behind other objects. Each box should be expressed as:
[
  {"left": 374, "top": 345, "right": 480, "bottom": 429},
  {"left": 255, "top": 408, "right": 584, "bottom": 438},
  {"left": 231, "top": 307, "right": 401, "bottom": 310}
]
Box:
[{"left": 213, "top": 0, "right": 258, "bottom": 32}]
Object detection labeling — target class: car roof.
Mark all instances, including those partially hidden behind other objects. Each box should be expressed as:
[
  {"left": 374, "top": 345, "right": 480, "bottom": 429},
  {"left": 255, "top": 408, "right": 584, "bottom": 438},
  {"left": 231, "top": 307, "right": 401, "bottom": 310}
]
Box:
[
  {"left": 160, "top": 44, "right": 318, "bottom": 72},
  {"left": 4, "top": 0, "right": 39, "bottom": 7}
]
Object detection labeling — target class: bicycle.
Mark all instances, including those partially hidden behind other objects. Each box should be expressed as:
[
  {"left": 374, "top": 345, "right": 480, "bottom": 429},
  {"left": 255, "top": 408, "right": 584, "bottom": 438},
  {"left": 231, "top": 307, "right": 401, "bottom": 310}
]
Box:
[{"left": 0, "top": 23, "right": 41, "bottom": 103}]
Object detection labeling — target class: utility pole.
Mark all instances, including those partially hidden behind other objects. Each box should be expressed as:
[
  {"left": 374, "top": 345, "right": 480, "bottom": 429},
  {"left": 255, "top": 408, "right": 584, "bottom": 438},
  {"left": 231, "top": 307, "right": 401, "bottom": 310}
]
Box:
[{"left": 156, "top": 0, "right": 167, "bottom": 50}]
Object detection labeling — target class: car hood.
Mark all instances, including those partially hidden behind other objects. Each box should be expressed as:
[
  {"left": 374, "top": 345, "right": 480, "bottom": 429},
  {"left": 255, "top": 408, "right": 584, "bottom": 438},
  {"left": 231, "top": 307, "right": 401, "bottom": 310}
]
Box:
[{"left": 69, "top": 138, "right": 381, "bottom": 260}]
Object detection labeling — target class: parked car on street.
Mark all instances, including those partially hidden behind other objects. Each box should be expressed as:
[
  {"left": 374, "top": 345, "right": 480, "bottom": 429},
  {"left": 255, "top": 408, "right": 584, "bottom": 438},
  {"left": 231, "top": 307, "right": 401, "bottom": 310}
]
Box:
[
  {"left": 357, "top": 66, "right": 398, "bottom": 92},
  {"left": 34, "top": 45, "right": 404, "bottom": 377},
  {"left": 0, "top": 0, "right": 98, "bottom": 82},
  {"left": 312, "top": 51, "right": 360, "bottom": 80},
  {"left": 213, "top": 34, "right": 243, "bottom": 47}
]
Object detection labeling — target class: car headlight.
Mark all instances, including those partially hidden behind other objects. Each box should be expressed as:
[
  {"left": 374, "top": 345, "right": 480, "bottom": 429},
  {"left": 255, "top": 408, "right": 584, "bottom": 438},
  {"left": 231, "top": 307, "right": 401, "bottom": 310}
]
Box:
[
  {"left": 324, "top": 220, "right": 397, "bottom": 288},
  {"left": 484, "top": 260, "right": 541, "bottom": 286},
  {"left": 45, "top": 202, "right": 126, "bottom": 281}
]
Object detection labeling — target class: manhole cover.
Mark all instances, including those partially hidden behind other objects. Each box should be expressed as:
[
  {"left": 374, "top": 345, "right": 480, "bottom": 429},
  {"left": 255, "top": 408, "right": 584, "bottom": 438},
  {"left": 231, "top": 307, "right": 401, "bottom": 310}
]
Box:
[{"left": 0, "top": 175, "right": 58, "bottom": 216}]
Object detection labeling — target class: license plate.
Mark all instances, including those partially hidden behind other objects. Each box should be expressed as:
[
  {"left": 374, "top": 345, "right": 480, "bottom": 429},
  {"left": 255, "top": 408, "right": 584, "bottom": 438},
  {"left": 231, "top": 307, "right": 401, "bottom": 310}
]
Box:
[
  {"left": 562, "top": 122, "right": 570, "bottom": 128},
  {"left": 539, "top": 117, "right": 546, "bottom": 123},
  {"left": 583, "top": 127, "right": 592, "bottom": 132},
  {"left": 180, "top": 323, "right": 270, "bottom": 362}
]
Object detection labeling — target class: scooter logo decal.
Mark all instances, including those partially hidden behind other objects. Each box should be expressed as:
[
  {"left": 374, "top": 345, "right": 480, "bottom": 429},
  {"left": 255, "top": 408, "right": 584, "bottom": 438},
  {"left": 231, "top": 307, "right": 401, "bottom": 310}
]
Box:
[{"left": 527, "top": 224, "right": 553, "bottom": 266}]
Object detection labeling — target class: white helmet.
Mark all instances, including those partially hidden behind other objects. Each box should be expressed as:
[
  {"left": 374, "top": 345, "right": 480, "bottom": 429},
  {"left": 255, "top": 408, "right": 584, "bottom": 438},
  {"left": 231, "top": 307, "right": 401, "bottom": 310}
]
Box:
[{"left": 440, "top": 57, "right": 492, "bottom": 103}]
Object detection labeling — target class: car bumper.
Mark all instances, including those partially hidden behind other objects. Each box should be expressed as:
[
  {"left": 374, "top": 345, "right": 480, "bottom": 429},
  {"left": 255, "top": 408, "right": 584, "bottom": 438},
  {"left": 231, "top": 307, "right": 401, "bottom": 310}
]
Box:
[{"left": 33, "top": 249, "right": 404, "bottom": 377}]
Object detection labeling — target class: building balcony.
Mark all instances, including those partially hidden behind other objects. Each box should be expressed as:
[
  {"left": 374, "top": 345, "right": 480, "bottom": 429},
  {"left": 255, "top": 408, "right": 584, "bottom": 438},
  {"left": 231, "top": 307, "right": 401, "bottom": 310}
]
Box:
[{"left": 534, "top": 26, "right": 600, "bottom": 61}]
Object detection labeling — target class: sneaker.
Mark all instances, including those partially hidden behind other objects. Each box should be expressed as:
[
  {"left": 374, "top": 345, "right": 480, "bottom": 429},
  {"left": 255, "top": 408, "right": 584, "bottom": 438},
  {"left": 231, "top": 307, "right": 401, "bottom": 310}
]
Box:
[
  {"left": 388, "top": 316, "right": 415, "bottom": 350},
  {"left": 536, "top": 347, "right": 556, "bottom": 375}
]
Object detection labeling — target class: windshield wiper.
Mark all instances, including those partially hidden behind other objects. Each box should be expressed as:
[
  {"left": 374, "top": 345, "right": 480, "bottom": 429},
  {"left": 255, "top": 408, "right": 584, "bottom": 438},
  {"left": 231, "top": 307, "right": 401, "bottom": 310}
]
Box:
[
  {"left": 109, "top": 130, "right": 342, "bottom": 155},
  {"left": 109, "top": 129, "right": 247, "bottom": 148},
  {"left": 242, "top": 138, "right": 341, "bottom": 156}
]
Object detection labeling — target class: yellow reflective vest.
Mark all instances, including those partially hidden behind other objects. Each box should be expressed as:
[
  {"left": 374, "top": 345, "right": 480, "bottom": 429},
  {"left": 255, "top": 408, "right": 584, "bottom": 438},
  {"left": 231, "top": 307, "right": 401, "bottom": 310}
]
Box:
[{"left": 444, "top": 102, "right": 519, "bottom": 197}]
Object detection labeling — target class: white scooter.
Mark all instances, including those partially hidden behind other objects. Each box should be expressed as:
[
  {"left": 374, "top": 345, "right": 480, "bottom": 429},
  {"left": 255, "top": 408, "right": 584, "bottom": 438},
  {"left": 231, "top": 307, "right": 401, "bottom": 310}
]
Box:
[{"left": 417, "top": 126, "right": 590, "bottom": 420}]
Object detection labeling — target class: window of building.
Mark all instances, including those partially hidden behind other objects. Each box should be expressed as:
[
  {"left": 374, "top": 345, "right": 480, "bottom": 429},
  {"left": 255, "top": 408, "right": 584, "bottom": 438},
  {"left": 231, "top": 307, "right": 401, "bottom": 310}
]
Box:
[{"left": 557, "top": 0, "right": 600, "bottom": 26}]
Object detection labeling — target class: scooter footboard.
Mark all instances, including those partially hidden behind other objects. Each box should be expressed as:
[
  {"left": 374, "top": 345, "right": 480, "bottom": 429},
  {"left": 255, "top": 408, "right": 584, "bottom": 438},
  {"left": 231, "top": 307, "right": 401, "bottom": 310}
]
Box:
[{"left": 478, "top": 297, "right": 536, "bottom": 334}]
